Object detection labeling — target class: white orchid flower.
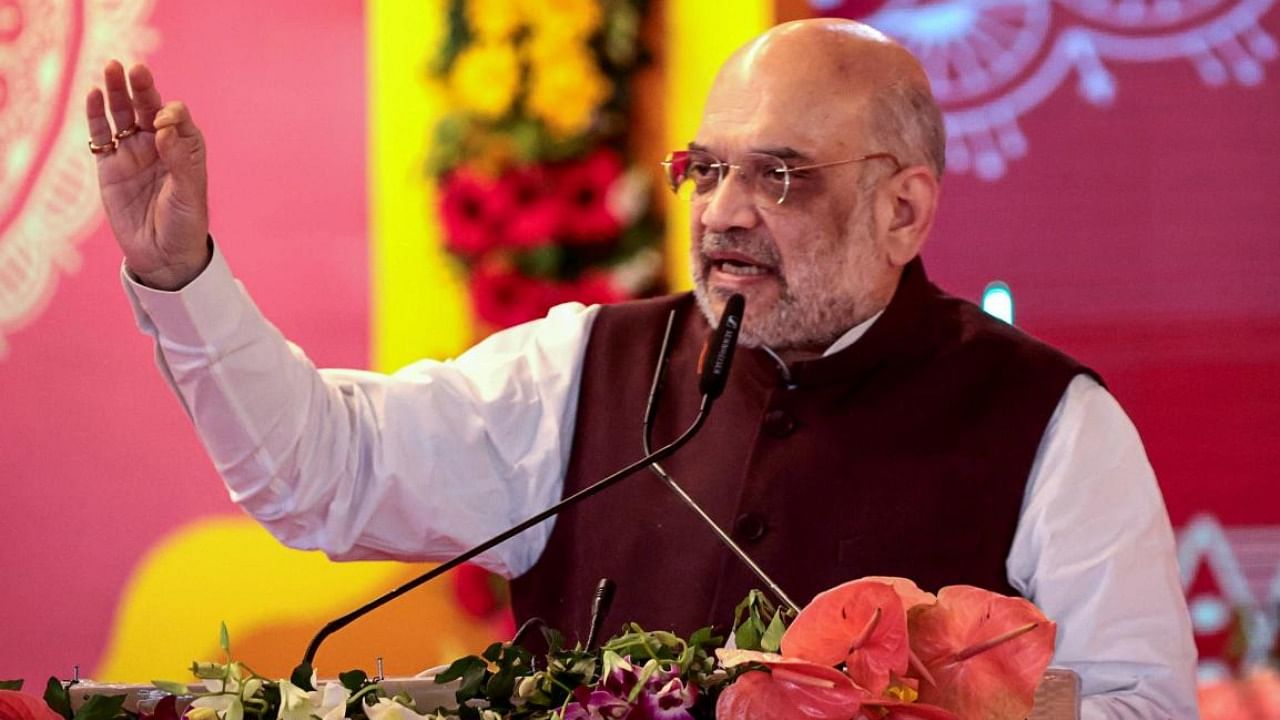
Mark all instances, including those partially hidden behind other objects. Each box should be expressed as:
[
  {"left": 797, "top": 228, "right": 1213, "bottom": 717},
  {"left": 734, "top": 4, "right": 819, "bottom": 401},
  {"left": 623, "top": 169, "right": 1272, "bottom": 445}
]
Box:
[
  {"left": 191, "top": 662, "right": 266, "bottom": 720},
  {"left": 277, "top": 679, "right": 351, "bottom": 720},
  {"left": 363, "top": 697, "right": 440, "bottom": 720},
  {"left": 190, "top": 692, "right": 244, "bottom": 720}
]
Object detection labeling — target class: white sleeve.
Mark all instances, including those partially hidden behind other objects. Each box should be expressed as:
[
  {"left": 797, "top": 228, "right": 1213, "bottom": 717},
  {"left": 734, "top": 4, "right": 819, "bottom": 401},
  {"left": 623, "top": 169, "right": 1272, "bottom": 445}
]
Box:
[
  {"left": 1008, "top": 374, "right": 1200, "bottom": 719},
  {"left": 122, "top": 242, "right": 598, "bottom": 578}
]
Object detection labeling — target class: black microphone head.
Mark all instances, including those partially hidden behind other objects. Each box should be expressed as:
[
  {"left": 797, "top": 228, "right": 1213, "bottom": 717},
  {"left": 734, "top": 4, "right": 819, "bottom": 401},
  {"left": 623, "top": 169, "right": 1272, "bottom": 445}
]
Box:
[{"left": 698, "top": 293, "right": 745, "bottom": 399}]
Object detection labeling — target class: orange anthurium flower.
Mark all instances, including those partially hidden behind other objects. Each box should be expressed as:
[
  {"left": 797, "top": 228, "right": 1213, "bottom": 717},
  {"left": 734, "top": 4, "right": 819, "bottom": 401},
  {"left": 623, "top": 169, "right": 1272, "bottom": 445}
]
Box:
[
  {"left": 715, "top": 670, "right": 867, "bottom": 720},
  {"left": 862, "top": 698, "right": 962, "bottom": 719},
  {"left": 0, "top": 691, "right": 64, "bottom": 720},
  {"left": 862, "top": 576, "right": 937, "bottom": 611},
  {"left": 782, "top": 579, "right": 911, "bottom": 696},
  {"left": 907, "top": 585, "right": 1056, "bottom": 720},
  {"left": 717, "top": 648, "right": 874, "bottom": 696}
]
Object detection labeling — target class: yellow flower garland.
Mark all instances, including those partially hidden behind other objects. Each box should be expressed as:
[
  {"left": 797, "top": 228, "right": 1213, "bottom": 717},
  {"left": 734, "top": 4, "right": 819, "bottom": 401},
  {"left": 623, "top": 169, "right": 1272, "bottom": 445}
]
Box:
[{"left": 449, "top": 40, "right": 521, "bottom": 119}]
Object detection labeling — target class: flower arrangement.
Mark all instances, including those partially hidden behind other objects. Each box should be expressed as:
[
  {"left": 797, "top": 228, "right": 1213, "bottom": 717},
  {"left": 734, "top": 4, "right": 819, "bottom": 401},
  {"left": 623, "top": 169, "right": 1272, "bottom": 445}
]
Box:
[
  {"left": 1197, "top": 665, "right": 1280, "bottom": 719},
  {"left": 1, "top": 578, "right": 1060, "bottom": 720},
  {"left": 430, "top": 0, "right": 663, "bottom": 333}
]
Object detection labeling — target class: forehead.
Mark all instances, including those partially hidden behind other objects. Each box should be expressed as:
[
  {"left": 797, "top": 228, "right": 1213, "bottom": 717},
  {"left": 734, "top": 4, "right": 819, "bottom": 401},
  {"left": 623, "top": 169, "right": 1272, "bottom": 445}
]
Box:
[{"left": 693, "top": 63, "right": 871, "bottom": 160}]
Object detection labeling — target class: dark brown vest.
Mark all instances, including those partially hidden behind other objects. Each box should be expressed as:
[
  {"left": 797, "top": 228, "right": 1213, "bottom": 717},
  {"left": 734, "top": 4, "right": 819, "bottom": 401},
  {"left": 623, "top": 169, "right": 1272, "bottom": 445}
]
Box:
[{"left": 510, "top": 259, "right": 1095, "bottom": 642}]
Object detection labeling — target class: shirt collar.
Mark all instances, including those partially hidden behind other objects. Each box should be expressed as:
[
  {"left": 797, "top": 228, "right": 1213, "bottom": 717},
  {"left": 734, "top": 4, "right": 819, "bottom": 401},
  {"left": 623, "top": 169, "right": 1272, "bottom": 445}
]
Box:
[{"left": 821, "top": 309, "right": 885, "bottom": 358}]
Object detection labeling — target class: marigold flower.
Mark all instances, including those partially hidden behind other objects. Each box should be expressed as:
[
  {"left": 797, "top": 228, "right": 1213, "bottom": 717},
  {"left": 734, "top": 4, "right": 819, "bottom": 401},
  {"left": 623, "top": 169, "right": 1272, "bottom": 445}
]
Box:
[
  {"left": 521, "top": 0, "right": 602, "bottom": 40},
  {"left": 525, "top": 47, "right": 610, "bottom": 138},
  {"left": 449, "top": 41, "right": 520, "bottom": 119},
  {"left": 465, "top": 0, "right": 522, "bottom": 40}
]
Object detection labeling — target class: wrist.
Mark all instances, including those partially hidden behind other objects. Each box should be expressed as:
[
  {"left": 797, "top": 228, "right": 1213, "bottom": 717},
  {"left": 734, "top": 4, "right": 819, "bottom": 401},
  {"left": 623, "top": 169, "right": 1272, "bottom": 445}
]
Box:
[{"left": 131, "top": 236, "right": 214, "bottom": 291}]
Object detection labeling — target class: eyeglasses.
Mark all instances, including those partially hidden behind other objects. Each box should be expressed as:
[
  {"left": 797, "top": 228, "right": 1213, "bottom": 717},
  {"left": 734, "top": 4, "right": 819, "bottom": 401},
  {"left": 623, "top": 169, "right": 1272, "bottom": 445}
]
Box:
[{"left": 661, "top": 149, "right": 902, "bottom": 205}]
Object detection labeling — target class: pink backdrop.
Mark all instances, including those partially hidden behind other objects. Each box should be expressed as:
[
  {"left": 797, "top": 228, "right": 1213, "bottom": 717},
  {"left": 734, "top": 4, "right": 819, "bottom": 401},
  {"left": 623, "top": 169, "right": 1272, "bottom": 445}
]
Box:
[{"left": 0, "top": 0, "right": 367, "bottom": 684}]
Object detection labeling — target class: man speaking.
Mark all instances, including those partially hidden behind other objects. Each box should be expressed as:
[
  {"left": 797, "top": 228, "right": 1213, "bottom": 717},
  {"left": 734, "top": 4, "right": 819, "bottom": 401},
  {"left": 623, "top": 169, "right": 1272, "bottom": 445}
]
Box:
[{"left": 86, "top": 18, "right": 1197, "bottom": 718}]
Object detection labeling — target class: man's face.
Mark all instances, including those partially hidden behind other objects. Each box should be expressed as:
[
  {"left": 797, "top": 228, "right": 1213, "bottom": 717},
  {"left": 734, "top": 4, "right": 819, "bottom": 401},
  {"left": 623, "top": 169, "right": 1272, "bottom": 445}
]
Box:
[{"left": 688, "top": 66, "right": 894, "bottom": 353}]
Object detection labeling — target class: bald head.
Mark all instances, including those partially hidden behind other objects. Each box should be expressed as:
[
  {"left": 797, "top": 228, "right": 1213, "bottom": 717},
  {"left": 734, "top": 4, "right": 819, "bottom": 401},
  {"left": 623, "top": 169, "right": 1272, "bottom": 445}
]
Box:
[
  {"left": 687, "top": 19, "right": 945, "bottom": 355},
  {"left": 705, "top": 19, "right": 945, "bottom": 177}
]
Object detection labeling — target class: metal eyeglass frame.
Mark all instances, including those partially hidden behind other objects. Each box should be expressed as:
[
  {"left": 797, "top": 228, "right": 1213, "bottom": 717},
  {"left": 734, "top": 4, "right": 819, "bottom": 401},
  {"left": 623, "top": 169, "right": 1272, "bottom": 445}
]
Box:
[{"left": 661, "top": 149, "right": 902, "bottom": 205}]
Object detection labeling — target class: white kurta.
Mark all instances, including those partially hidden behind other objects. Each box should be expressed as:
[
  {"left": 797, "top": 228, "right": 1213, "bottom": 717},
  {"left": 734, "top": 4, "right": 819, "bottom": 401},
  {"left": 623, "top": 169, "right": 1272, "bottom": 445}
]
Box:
[{"left": 124, "top": 244, "right": 1199, "bottom": 718}]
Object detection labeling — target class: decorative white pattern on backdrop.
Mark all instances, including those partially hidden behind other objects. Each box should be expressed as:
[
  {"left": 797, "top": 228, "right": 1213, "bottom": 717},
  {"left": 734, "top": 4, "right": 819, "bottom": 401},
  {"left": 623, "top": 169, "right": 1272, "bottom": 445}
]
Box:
[
  {"left": 854, "top": 0, "right": 1279, "bottom": 179},
  {"left": 0, "top": 0, "right": 157, "bottom": 356}
]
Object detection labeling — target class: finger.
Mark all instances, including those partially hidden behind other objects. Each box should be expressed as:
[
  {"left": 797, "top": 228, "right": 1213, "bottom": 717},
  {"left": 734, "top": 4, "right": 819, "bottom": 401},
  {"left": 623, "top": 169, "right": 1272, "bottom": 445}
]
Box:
[
  {"left": 127, "top": 63, "right": 164, "bottom": 131},
  {"left": 85, "top": 88, "right": 115, "bottom": 151},
  {"left": 154, "top": 101, "right": 207, "bottom": 198},
  {"left": 103, "top": 60, "right": 137, "bottom": 134},
  {"left": 154, "top": 101, "right": 200, "bottom": 138}
]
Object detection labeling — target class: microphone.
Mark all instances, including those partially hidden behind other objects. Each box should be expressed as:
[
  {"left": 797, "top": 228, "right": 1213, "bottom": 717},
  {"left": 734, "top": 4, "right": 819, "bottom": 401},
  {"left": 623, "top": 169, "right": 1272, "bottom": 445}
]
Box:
[
  {"left": 644, "top": 295, "right": 799, "bottom": 613},
  {"left": 584, "top": 578, "right": 617, "bottom": 650},
  {"left": 301, "top": 297, "right": 748, "bottom": 666},
  {"left": 697, "top": 293, "right": 745, "bottom": 399}
]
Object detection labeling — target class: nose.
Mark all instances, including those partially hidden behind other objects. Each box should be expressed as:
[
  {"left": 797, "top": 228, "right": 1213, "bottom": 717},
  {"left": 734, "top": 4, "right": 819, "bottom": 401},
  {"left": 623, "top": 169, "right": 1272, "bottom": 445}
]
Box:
[{"left": 697, "top": 168, "right": 760, "bottom": 233}]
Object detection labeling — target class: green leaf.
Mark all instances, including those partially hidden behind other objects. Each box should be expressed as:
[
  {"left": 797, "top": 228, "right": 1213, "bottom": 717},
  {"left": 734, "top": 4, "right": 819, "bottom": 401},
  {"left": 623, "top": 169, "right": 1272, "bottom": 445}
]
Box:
[
  {"left": 761, "top": 610, "right": 787, "bottom": 653},
  {"left": 338, "top": 669, "right": 368, "bottom": 693},
  {"left": 734, "top": 620, "right": 762, "bottom": 653},
  {"left": 480, "top": 642, "right": 505, "bottom": 663},
  {"left": 149, "top": 680, "right": 191, "bottom": 696},
  {"left": 0, "top": 679, "right": 23, "bottom": 691},
  {"left": 542, "top": 627, "right": 566, "bottom": 655},
  {"left": 43, "top": 677, "right": 72, "bottom": 720},
  {"left": 72, "top": 694, "right": 127, "bottom": 720},
  {"left": 219, "top": 622, "right": 230, "bottom": 654},
  {"left": 732, "top": 589, "right": 787, "bottom": 652},
  {"left": 688, "top": 626, "right": 722, "bottom": 650},
  {"left": 290, "top": 663, "right": 315, "bottom": 692},
  {"left": 434, "top": 656, "right": 487, "bottom": 704}
]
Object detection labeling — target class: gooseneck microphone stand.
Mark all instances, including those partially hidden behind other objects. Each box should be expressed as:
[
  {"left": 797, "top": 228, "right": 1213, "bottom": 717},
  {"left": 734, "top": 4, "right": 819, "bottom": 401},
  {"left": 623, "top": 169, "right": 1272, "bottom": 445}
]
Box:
[
  {"left": 300, "top": 295, "right": 747, "bottom": 667},
  {"left": 641, "top": 309, "right": 799, "bottom": 613}
]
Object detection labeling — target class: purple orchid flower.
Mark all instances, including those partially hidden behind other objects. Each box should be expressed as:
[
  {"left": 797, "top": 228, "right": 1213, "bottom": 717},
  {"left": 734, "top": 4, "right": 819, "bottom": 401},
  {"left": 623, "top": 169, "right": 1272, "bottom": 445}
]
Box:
[
  {"left": 633, "top": 676, "right": 698, "bottom": 720},
  {"left": 561, "top": 686, "right": 632, "bottom": 720}
]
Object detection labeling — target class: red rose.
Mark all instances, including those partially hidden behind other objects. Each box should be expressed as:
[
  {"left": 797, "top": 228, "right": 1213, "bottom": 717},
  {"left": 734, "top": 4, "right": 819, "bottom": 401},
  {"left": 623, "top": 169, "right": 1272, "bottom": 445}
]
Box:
[
  {"left": 555, "top": 148, "right": 624, "bottom": 245},
  {"left": 500, "top": 165, "right": 562, "bottom": 250},
  {"left": 549, "top": 271, "right": 626, "bottom": 307},
  {"left": 470, "top": 262, "right": 556, "bottom": 329},
  {"left": 439, "top": 170, "right": 514, "bottom": 256}
]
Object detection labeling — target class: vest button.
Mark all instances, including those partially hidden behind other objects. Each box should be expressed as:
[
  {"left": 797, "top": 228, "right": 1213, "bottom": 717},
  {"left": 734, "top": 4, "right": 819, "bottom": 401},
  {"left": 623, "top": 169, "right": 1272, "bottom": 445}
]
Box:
[
  {"left": 734, "top": 513, "right": 768, "bottom": 542},
  {"left": 763, "top": 409, "right": 797, "bottom": 437}
]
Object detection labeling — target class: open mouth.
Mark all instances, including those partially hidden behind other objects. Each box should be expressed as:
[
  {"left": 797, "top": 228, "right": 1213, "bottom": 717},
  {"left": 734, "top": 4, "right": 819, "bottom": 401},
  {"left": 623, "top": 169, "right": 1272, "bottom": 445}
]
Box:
[{"left": 707, "top": 252, "right": 776, "bottom": 278}]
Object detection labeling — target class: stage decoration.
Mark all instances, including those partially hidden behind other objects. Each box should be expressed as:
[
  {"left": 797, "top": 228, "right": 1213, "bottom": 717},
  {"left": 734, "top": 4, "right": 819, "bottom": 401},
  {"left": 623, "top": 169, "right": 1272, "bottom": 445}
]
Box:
[
  {"left": 0, "top": 0, "right": 157, "bottom": 356},
  {"left": 429, "top": 0, "right": 663, "bottom": 334},
  {"left": 428, "top": 0, "right": 663, "bottom": 632},
  {"left": 1197, "top": 665, "right": 1280, "bottom": 718},
  {"left": 4, "top": 579, "right": 1057, "bottom": 720},
  {"left": 811, "top": 0, "right": 1278, "bottom": 180}
]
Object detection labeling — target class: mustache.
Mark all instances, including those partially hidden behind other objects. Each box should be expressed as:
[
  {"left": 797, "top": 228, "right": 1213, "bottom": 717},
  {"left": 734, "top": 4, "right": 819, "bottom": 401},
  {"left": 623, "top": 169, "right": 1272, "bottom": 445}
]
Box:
[{"left": 698, "top": 231, "right": 783, "bottom": 268}]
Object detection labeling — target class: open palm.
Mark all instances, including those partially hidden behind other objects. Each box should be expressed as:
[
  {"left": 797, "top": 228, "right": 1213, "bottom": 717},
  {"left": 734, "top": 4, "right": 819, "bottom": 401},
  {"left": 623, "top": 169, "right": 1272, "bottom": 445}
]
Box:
[{"left": 87, "top": 61, "right": 210, "bottom": 290}]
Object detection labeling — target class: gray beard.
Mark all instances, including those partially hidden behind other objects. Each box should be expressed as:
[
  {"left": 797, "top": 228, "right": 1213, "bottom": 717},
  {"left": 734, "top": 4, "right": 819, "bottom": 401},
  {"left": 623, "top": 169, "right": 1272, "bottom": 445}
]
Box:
[{"left": 692, "top": 231, "right": 864, "bottom": 352}]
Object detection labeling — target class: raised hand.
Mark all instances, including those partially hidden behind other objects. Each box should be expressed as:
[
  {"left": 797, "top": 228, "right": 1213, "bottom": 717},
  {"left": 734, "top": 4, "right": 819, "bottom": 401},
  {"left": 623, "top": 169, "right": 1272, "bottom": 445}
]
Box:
[{"left": 86, "top": 61, "right": 210, "bottom": 290}]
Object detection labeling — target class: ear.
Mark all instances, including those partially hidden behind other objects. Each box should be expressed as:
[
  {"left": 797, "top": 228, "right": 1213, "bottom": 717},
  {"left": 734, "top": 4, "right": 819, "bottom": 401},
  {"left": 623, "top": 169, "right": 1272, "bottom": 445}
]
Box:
[{"left": 879, "top": 165, "right": 940, "bottom": 267}]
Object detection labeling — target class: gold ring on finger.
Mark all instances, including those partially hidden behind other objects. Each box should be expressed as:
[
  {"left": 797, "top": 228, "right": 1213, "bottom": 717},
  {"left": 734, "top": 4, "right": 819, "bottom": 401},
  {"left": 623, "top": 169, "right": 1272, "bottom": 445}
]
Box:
[
  {"left": 88, "top": 138, "right": 117, "bottom": 155},
  {"left": 114, "top": 123, "right": 141, "bottom": 140}
]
